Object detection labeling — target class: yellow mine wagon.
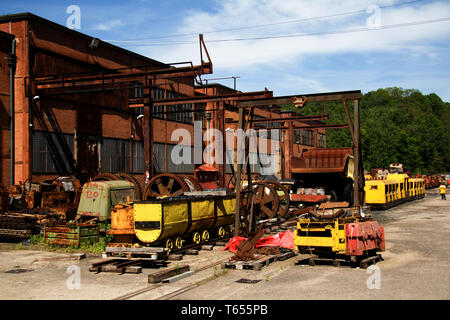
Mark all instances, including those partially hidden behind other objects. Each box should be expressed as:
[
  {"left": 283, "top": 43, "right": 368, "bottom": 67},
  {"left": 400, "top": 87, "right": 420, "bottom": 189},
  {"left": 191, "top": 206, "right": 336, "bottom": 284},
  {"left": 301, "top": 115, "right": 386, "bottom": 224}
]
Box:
[{"left": 133, "top": 194, "right": 235, "bottom": 251}]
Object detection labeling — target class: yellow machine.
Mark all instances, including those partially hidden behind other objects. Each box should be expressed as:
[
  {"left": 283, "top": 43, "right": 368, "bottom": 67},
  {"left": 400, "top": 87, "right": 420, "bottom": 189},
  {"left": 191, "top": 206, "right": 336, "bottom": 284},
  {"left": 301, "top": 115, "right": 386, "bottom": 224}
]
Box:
[
  {"left": 364, "top": 173, "right": 425, "bottom": 209},
  {"left": 293, "top": 207, "right": 385, "bottom": 267},
  {"left": 133, "top": 194, "right": 235, "bottom": 251},
  {"left": 294, "top": 218, "right": 347, "bottom": 255}
]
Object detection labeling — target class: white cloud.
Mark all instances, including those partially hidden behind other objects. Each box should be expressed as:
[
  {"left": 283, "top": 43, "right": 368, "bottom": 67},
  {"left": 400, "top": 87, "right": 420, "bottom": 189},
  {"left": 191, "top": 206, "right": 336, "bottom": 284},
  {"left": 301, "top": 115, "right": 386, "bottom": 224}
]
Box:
[
  {"left": 92, "top": 19, "right": 124, "bottom": 31},
  {"left": 138, "top": 0, "right": 450, "bottom": 69}
]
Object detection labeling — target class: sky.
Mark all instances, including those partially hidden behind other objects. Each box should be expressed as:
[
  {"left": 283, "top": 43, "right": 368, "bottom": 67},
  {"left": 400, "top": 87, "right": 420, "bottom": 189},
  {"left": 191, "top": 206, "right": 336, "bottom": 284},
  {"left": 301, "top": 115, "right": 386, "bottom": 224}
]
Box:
[{"left": 1, "top": 0, "right": 450, "bottom": 101}]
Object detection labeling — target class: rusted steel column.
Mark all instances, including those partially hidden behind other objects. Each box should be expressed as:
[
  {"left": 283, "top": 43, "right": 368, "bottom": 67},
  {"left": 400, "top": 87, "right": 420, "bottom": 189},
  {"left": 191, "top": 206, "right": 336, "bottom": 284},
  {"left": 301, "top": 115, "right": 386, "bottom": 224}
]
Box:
[
  {"left": 218, "top": 101, "right": 226, "bottom": 188},
  {"left": 353, "top": 99, "right": 360, "bottom": 206},
  {"left": 234, "top": 106, "right": 244, "bottom": 236},
  {"left": 285, "top": 114, "right": 293, "bottom": 179},
  {"left": 143, "top": 78, "right": 153, "bottom": 185}
]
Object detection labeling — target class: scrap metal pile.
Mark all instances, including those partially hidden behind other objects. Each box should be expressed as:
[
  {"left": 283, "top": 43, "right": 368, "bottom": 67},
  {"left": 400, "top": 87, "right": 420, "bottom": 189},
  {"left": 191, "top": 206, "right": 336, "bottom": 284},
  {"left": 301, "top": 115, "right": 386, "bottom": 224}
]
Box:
[{"left": 0, "top": 177, "right": 82, "bottom": 240}]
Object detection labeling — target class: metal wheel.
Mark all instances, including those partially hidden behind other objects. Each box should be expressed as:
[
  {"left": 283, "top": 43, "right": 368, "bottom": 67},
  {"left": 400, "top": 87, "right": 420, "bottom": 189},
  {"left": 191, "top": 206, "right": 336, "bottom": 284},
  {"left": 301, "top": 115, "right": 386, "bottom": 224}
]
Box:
[
  {"left": 201, "top": 230, "right": 210, "bottom": 242},
  {"left": 164, "top": 238, "right": 174, "bottom": 253},
  {"left": 264, "top": 181, "right": 290, "bottom": 217},
  {"left": 242, "top": 181, "right": 280, "bottom": 219},
  {"left": 192, "top": 232, "right": 201, "bottom": 244},
  {"left": 217, "top": 227, "right": 226, "bottom": 238},
  {"left": 174, "top": 236, "right": 183, "bottom": 250},
  {"left": 143, "top": 173, "right": 189, "bottom": 199},
  {"left": 179, "top": 175, "right": 203, "bottom": 191}
]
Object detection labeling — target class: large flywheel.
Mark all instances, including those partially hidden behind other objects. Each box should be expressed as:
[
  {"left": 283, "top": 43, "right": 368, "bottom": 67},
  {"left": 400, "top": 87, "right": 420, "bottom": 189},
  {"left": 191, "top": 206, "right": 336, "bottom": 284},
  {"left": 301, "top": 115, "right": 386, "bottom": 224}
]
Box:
[
  {"left": 242, "top": 181, "right": 280, "bottom": 220},
  {"left": 264, "top": 180, "right": 290, "bottom": 217},
  {"left": 143, "top": 173, "right": 190, "bottom": 199}
]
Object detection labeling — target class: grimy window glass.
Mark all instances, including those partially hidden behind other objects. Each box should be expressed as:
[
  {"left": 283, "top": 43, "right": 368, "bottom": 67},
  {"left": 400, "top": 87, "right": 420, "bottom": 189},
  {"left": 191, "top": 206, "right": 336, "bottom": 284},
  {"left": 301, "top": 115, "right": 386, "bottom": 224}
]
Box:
[
  {"left": 32, "top": 131, "right": 74, "bottom": 174},
  {"left": 101, "top": 138, "right": 130, "bottom": 172}
]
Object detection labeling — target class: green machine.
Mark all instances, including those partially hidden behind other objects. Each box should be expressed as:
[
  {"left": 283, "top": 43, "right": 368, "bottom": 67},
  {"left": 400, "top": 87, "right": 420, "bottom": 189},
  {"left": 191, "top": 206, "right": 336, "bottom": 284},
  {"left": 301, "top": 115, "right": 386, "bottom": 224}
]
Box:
[{"left": 77, "top": 181, "right": 136, "bottom": 221}]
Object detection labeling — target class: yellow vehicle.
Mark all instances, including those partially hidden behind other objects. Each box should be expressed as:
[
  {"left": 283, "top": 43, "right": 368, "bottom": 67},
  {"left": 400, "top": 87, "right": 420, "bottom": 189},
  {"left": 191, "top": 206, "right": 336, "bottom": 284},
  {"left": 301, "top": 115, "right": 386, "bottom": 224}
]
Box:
[
  {"left": 365, "top": 174, "right": 425, "bottom": 209},
  {"left": 133, "top": 194, "right": 235, "bottom": 251}
]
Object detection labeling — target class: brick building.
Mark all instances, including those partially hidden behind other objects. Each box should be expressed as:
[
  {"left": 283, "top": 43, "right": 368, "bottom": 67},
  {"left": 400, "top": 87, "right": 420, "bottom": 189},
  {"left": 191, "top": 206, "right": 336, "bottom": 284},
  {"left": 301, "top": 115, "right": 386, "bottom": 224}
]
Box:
[{"left": 0, "top": 12, "right": 326, "bottom": 188}]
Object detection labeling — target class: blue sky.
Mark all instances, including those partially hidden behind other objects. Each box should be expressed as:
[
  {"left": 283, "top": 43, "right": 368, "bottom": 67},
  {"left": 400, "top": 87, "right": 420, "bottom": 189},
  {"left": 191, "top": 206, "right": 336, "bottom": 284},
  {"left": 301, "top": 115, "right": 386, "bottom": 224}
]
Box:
[{"left": 1, "top": 0, "right": 450, "bottom": 101}]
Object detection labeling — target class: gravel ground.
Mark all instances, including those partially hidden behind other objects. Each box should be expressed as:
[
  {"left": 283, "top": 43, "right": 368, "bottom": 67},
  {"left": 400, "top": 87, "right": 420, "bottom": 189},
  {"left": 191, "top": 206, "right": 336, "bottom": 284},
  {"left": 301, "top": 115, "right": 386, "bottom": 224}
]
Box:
[{"left": 0, "top": 188, "right": 448, "bottom": 300}]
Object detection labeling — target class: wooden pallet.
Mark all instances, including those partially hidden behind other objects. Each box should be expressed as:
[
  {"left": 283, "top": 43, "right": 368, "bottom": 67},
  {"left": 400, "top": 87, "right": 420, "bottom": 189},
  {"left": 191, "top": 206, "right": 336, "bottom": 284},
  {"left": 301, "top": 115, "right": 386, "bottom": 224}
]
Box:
[
  {"left": 105, "top": 246, "right": 168, "bottom": 260},
  {"left": 296, "top": 254, "right": 383, "bottom": 269},
  {"left": 221, "top": 250, "right": 296, "bottom": 271}
]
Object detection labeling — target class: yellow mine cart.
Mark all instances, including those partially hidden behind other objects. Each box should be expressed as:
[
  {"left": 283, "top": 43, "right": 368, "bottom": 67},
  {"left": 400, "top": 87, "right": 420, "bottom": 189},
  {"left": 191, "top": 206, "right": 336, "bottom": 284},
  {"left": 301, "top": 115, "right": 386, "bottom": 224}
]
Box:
[{"left": 133, "top": 194, "right": 235, "bottom": 251}]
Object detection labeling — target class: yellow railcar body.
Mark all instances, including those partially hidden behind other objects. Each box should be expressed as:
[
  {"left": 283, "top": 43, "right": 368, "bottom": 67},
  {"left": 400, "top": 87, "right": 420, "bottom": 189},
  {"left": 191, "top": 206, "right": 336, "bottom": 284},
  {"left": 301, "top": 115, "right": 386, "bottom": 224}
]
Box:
[
  {"left": 133, "top": 195, "right": 235, "bottom": 244},
  {"left": 365, "top": 174, "right": 425, "bottom": 208}
]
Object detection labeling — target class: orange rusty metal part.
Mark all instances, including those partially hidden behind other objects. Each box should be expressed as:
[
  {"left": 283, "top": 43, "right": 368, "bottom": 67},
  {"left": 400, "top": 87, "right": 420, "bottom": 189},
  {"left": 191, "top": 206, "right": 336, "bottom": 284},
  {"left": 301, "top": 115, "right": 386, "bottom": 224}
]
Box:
[
  {"left": 290, "top": 194, "right": 330, "bottom": 203},
  {"left": 291, "top": 147, "right": 353, "bottom": 174},
  {"left": 108, "top": 204, "right": 135, "bottom": 235}
]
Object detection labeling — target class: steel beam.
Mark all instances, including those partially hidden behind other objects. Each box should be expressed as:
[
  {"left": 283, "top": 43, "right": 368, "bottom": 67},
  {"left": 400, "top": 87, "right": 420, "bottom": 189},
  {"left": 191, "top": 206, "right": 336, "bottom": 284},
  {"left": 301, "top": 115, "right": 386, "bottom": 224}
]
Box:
[{"left": 236, "top": 90, "right": 362, "bottom": 108}]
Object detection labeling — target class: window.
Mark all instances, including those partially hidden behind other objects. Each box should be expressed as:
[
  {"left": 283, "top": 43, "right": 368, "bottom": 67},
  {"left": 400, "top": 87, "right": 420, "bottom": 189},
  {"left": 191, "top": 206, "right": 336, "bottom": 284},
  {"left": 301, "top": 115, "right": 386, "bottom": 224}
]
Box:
[
  {"left": 293, "top": 129, "right": 302, "bottom": 144},
  {"left": 152, "top": 143, "right": 194, "bottom": 174},
  {"left": 101, "top": 138, "right": 130, "bottom": 172},
  {"left": 153, "top": 88, "right": 165, "bottom": 120},
  {"left": 132, "top": 141, "right": 144, "bottom": 173},
  {"left": 318, "top": 133, "right": 326, "bottom": 148},
  {"left": 32, "top": 131, "right": 74, "bottom": 174},
  {"left": 129, "top": 82, "right": 144, "bottom": 99}
]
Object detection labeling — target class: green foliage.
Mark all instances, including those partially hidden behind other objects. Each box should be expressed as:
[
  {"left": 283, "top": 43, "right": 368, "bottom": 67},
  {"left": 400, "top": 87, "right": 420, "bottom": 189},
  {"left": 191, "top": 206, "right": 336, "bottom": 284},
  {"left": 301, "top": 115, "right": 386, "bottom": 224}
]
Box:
[{"left": 284, "top": 87, "right": 450, "bottom": 174}]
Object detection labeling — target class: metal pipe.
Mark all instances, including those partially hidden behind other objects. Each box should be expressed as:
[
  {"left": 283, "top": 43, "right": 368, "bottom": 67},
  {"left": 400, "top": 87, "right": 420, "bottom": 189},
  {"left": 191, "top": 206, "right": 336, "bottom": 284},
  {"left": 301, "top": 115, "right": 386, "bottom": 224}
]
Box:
[
  {"left": 353, "top": 99, "right": 360, "bottom": 206},
  {"left": 8, "top": 38, "right": 17, "bottom": 186}
]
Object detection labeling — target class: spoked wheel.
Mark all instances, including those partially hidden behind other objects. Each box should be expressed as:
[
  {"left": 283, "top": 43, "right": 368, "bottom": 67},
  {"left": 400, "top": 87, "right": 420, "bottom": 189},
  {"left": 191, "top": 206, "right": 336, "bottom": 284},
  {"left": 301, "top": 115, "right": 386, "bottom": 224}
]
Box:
[
  {"left": 242, "top": 181, "right": 280, "bottom": 220},
  {"left": 264, "top": 180, "right": 290, "bottom": 217},
  {"left": 201, "top": 230, "right": 210, "bottom": 242},
  {"left": 174, "top": 236, "right": 183, "bottom": 250},
  {"left": 192, "top": 232, "right": 202, "bottom": 245},
  {"left": 179, "top": 174, "right": 202, "bottom": 192},
  {"left": 164, "top": 238, "right": 174, "bottom": 253},
  {"left": 217, "top": 227, "right": 226, "bottom": 238},
  {"left": 143, "top": 173, "right": 189, "bottom": 199}
]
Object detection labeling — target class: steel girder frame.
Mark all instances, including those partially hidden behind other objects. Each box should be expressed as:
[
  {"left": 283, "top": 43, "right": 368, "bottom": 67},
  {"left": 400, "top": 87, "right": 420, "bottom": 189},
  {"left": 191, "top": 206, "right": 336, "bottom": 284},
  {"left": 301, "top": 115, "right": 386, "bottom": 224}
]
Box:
[{"left": 231, "top": 90, "right": 363, "bottom": 237}]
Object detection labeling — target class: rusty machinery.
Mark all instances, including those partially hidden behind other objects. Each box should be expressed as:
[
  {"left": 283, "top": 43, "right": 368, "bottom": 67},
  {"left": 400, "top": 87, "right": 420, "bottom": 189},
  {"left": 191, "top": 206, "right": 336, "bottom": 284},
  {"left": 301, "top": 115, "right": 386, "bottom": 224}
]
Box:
[{"left": 0, "top": 177, "right": 82, "bottom": 239}]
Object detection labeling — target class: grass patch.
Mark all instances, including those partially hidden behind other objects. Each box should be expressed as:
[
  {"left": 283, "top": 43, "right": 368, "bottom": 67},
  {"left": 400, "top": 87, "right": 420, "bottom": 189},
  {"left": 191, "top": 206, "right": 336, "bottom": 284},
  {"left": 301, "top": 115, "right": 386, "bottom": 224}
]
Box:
[{"left": 196, "top": 266, "right": 228, "bottom": 286}]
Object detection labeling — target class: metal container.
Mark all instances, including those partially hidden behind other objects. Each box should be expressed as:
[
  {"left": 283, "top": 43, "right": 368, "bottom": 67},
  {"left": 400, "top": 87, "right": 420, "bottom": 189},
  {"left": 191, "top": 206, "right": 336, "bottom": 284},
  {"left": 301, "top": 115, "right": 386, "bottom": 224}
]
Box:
[
  {"left": 44, "top": 222, "right": 99, "bottom": 247},
  {"left": 133, "top": 194, "right": 235, "bottom": 245},
  {"left": 76, "top": 181, "right": 136, "bottom": 221}
]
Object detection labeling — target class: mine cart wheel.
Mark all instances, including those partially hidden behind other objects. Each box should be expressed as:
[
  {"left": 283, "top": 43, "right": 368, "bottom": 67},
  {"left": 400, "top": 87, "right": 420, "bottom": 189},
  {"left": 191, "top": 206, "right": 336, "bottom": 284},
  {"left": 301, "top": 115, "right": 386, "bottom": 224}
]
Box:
[
  {"left": 242, "top": 181, "right": 280, "bottom": 219},
  {"left": 118, "top": 173, "right": 144, "bottom": 200},
  {"left": 91, "top": 173, "right": 122, "bottom": 181},
  {"left": 217, "top": 227, "right": 226, "bottom": 238},
  {"left": 264, "top": 180, "right": 290, "bottom": 217},
  {"left": 164, "top": 238, "right": 174, "bottom": 253},
  {"left": 179, "top": 174, "right": 203, "bottom": 192},
  {"left": 174, "top": 236, "right": 183, "bottom": 250},
  {"left": 143, "top": 173, "right": 189, "bottom": 199},
  {"left": 201, "top": 230, "right": 210, "bottom": 242},
  {"left": 192, "top": 232, "right": 202, "bottom": 245}
]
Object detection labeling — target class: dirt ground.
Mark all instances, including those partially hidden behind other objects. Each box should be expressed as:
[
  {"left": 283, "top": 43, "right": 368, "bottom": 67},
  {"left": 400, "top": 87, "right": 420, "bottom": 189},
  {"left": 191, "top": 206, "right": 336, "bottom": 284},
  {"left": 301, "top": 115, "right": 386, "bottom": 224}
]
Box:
[{"left": 0, "top": 188, "right": 448, "bottom": 300}]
